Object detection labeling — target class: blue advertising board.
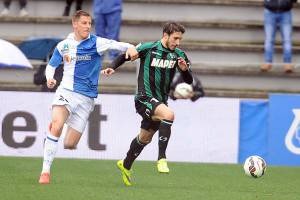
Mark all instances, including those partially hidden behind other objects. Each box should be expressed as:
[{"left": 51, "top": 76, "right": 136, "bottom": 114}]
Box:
[
  {"left": 238, "top": 100, "right": 268, "bottom": 164},
  {"left": 268, "top": 94, "right": 300, "bottom": 166}
]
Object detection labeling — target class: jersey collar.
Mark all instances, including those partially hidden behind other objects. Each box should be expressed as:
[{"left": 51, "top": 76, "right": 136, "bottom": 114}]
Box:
[{"left": 159, "top": 40, "right": 174, "bottom": 53}]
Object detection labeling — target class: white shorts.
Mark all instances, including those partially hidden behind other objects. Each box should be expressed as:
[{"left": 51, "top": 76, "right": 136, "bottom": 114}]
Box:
[{"left": 52, "top": 86, "right": 95, "bottom": 133}]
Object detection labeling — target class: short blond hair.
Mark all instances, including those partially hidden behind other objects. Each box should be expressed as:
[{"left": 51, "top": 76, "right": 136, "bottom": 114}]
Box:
[{"left": 72, "top": 10, "right": 91, "bottom": 21}]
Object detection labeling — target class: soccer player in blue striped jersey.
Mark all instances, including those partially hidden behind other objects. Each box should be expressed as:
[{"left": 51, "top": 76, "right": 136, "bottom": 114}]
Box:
[
  {"left": 38, "top": 10, "right": 138, "bottom": 184},
  {"left": 102, "top": 22, "right": 193, "bottom": 186}
]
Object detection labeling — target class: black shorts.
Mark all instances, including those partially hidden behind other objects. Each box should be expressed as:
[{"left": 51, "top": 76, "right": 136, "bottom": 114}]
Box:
[{"left": 135, "top": 95, "right": 163, "bottom": 132}]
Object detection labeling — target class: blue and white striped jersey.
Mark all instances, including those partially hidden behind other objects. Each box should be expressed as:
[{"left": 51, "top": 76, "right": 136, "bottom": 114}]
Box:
[{"left": 46, "top": 33, "right": 133, "bottom": 98}]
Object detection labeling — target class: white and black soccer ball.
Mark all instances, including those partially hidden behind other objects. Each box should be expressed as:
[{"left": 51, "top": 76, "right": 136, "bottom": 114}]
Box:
[
  {"left": 243, "top": 155, "right": 267, "bottom": 178},
  {"left": 174, "top": 83, "right": 193, "bottom": 99}
]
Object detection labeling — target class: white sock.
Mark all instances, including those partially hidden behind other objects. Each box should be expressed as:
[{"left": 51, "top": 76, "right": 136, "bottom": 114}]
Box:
[{"left": 42, "top": 134, "right": 59, "bottom": 174}]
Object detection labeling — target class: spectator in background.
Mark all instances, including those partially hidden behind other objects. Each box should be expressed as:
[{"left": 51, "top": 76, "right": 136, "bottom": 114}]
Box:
[
  {"left": 0, "top": 0, "right": 28, "bottom": 17},
  {"left": 261, "top": 0, "right": 298, "bottom": 73},
  {"left": 63, "top": 0, "right": 84, "bottom": 16},
  {"left": 169, "top": 71, "right": 205, "bottom": 102},
  {"left": 93, "top": 0, "right": 122, "bottom": 61}
]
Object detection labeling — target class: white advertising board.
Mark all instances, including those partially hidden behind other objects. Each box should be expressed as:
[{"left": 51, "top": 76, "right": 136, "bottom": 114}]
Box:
[{"left": 0, "top": 91, "right": 240, "bottom": 163}]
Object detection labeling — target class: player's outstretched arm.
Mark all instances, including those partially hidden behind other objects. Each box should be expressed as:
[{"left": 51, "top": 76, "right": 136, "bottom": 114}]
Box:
[
  {"left": 101, "top": 53, "right": 133, "bottom": 76},
  {"left": 126, "top": 47, "right": 138, "bottom": 61},
  {"left": 111, "top": 53, "right": 130, "bottom": 68}
]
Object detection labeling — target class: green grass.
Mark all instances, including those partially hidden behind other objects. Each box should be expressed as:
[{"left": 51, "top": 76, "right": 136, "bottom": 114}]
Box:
[{"left": 0, "top": 156, "right": 299, "bottom": 200}]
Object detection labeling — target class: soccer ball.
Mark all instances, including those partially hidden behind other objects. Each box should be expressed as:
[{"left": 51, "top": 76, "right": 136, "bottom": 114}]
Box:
[
  {"left": 174, "top": 83, "right": 193, "bottom": 99},
  {"left": 243, "top": 155, "right": 267, "bottom": 178}
]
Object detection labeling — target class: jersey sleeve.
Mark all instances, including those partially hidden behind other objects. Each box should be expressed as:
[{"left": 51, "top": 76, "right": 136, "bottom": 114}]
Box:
[
  {"left": 96, "top": 37, "right": 134, "bottom": 55},
  {"left": 175, "top": 49, "right": 193, "bottom": 84},
  {"left": 176, "top": 50, "right": 191, "bottom": 70},
  {"left": 46, "top": 42, "right": 64, "bottom": 80},
  {"left": 48, "top": 47, "right": 62, "bottom": 68},
  {"left": 136, "top": 42, "right": 153, "bottom": 58}
]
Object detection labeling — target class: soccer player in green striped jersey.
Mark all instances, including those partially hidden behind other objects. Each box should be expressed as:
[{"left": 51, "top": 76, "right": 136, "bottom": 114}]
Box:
[{"left": 102, "top": 22, "right": 193, "bottom": 186}]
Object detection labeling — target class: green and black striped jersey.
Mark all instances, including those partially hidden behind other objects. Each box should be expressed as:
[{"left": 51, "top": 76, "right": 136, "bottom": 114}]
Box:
[{"left": 135, "top": 40, "right": 191, "bottom": 103}]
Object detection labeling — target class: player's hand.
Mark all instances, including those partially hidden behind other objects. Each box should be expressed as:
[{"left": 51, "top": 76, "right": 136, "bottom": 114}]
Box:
[
  {"left": 177, "top": 57, "right": 188, "bottom": 71},
  {"left": 101, "top": 68, "right": 115, "bottom": 76},
  {"left": 126, "top": 47, "right": 138, "bottom": 61},
  {"left": 47, "top": 79, "right": 57, "bottom": 89}
]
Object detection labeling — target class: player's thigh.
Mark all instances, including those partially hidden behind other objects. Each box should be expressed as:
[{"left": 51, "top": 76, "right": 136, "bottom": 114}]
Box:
[
  {"left": 152, "top": 104, "right": 175, "bottom": 121},
  {"left": 64, "top": 90, "right": 94, "bottom": 133},
  {"left": 64, "top": 126, "right": 82, "bottom": 149},
  {"left": 51, "top": 87, "right": 76, "bottom": 125},
  {"left": 135, "top": 96, "right": 162, "bottom": 119},
  {"left": 66, "top": 106, "right": 93, "bottom": 135},
  {"left": 50, "top": 105, "right": 70, "bottom": 136},
  {"left": 52, "top": 105, "right": 69, "bottom": 121}
]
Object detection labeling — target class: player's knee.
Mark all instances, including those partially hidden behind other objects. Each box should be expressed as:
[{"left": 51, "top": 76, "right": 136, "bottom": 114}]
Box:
[
  {"left": 162, "top": 110, "right": 175, "bottom": 121},
  {"left": 50, "top": 120, "right": 63, "bottom": 135},
  {"left": 139, "top": 134, "right": 152, "bottom": 144}
]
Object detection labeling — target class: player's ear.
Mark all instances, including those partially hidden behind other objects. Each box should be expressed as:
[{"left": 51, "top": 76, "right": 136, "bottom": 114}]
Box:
[
  {"left": 72, "top": 20, "right": 76, "bottom": 28},
  {"left": 162, "top": 32, "right": 169, "bottom": 40},
  {"left": 72, "top": 18, "right": 79, "bottom": 28}
]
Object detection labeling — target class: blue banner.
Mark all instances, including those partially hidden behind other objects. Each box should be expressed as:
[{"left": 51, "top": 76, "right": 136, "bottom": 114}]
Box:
[
  {"left": 238, "top": 100, "right": 268, "bottom": 164},
  {"left": 268, "top": 94, "right": 300, "bottom": 166}
]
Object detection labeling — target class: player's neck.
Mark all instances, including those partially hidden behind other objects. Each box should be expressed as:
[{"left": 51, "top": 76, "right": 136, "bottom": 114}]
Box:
[
  {"left": 160, "top": 39, "right": 170, "bottom": 50},
  {"left": 74, "top": 32, "right": 88, "bottom": 42}
]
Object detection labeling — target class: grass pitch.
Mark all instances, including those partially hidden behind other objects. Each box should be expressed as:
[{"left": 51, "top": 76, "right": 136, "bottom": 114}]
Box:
[{"left": 0, "top": 156, "right": 299, "bottom": 200}]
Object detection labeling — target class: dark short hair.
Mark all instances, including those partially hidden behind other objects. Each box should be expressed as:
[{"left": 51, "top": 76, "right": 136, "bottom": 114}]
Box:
[
  {"left": 72, "top": 10, "right": 91, "bottom": 21},
  {"left": 163, "top": 22, "right": 185, "bottom": 35}
]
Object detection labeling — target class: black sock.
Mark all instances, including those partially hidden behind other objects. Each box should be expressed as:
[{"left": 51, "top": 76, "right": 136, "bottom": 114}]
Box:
[
  {"left": 123, "top": 136, "right": 147, "bottom": 170},
  {"left": 158, "top": 119, "right": 173, "bottom": 160}
]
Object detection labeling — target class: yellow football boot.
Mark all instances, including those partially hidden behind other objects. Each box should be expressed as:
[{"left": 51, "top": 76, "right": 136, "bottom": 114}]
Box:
[
  {"left": 117, "top": 160, "right": 132, "bottom": 186},
  {"left": 157, "top": 158, "right": 170, "bottom": 173}
]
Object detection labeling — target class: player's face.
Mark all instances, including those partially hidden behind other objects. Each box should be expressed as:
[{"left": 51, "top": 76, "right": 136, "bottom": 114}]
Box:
[
  {"left": 166, "top": 32, "right": 183, "bottom": 50},
  {"left": 73, "top": 16, "right": 92, "bottom": 40}
]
